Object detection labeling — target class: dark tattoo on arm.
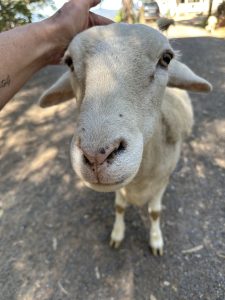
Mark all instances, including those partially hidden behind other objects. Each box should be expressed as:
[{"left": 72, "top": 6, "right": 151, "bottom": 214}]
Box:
[{"left": 0, "top": 75, "right": 11, "bottom": 89}]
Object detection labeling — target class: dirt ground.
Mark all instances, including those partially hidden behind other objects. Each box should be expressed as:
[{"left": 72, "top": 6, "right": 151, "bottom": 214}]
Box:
[{"left": 0, "top": 23, "right": 225, "bottom": 300}]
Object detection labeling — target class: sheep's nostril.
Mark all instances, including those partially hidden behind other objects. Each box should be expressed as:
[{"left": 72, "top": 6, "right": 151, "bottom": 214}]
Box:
[
  {"left": 80, "top": 139, "right": 127, "bottom": 167},
  {"left": 83, "top": 154, "right": 93, "bottom": 166},
  {"left": 117, "top": 140, "right": 127, "bottom": 152},
  {"left": 107, "top": 140, "right": 127, "bottom": 163}
]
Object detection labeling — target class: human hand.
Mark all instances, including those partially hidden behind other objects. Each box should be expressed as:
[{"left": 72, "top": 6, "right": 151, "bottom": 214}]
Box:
[
  {"left": 45, "top": 0, "right": 113, "bottom": 63},
  {"left": 0, "top": 0, "right": 113, "bottom": 107}
]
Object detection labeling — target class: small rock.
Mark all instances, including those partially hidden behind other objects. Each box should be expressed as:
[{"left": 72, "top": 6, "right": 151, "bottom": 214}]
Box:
[
  {"left": 178, "top": 207, "right": 183, "bottom": 214},
  {"left": 95, "top": 266, "right": 101, "bottom": 279},
  {"left": 53, "top": 237, "right": 57, "bottom": 251},
  {"left": 150, "top": 294, "right": 157, "bottom": 300},
  {"left": 172, "top": 285, "right": 178, "bottom": 292},
  {"left": 170, "top": 185, "right": 175, "bottom": 191},
  {"left": 0, "top": 208, "right": 4, "bottom": 219},
  {"left": 164, "top": 281, "right": 170, "bottom": 286}
]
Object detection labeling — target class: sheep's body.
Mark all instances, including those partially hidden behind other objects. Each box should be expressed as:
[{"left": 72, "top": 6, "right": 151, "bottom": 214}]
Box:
[
  {"left": 110, "top": 88, "right": 193, "bottom": 253},
  {"left": 122, "top": 88, "right": 193, "bottom": 207},
  {"left": 157, "top": 17, "right": 175, "bottom": 33},
  {"left": 39, "top": 24, "right": 211, "bottom": 255}
]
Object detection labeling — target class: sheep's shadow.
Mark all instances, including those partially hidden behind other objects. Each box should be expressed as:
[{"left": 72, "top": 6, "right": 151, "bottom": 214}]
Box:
[{"left": 0, "top": 36, "right": 225, "bottom": 300}]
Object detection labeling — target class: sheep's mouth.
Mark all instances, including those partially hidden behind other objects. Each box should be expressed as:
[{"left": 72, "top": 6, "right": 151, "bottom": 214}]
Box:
[
  {"left": 71, "top": 132, "right": 144, "bottom": 193},
  {"left": 97, "top": 179, "right": 124, "bottom": 185},
  {"left": 84, "top": 179, "right": 127, "bottom": 192}
]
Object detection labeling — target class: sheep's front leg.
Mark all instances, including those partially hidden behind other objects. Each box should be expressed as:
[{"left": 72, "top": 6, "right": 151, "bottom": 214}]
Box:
[
  {"left": 148, "top": 185, "right": 167, "bottom": 256},
  {"left": 110, "top": 191, "right": 127, "bottom": 249}
]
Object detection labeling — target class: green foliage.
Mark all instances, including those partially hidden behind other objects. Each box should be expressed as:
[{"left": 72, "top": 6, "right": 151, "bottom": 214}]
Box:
[
  {"left": 0, "top": 0, "right": 53, "bottom": 32},
  {"left": 115, "top": 9, "right": 124, "bottom": 23},
  {"left": 217, "top": 1, "right": 225, "bottom": 18}
]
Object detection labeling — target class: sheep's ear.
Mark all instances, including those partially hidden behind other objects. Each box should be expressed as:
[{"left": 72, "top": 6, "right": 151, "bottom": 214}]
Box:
[
  {"left": 168, "top": 60, "right": 212, "bottom": 92},
  {"left": 39, "top": 72, "right": 74, "bottom": 108}
]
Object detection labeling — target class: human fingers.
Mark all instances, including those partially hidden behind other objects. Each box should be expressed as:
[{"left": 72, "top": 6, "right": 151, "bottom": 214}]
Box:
[{"left": 89, "top": 12, "right": 114, "bottom": 27}]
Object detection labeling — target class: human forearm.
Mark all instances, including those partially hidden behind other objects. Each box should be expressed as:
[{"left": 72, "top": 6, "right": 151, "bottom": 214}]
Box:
[
  {"left": 0, "top": 0, "right": 113, "bottom": 110},
  {"left": 0, "top": 21, "right": 58, "bottom": 109}
]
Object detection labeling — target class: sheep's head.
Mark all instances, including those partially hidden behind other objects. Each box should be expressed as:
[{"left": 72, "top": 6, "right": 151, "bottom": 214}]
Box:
[{"left": 39, "top": 24, "right": 211, "bottom": 192}]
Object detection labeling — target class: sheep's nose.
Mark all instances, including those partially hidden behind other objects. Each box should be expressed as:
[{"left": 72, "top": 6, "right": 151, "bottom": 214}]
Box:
[{"left": 81, "top": 139, "right": 127, "bottom": 167}]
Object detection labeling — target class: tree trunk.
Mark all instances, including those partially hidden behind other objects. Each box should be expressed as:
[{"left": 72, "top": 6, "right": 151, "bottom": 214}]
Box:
[
  {"left": 207, "top": 0, "right": 214, "bottom": 18},
  {"left": 122, "top": 0, "right": 134, "bottom": 24}
]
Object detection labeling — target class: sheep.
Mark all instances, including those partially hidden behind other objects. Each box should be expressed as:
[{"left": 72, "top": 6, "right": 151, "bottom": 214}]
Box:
[
  {"left": 157, "top": 17, "right": 175, "bottom": 34},
  {"left": 39, "top": 23, "right": 212, "bottom": 256},
  {"left": 205, "top": 16, "right": 218, "bottom": 33}
]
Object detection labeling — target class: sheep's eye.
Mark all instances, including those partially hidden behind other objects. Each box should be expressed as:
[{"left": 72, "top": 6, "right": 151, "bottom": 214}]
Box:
[
  {"left": 64, "top": 56, "right": 74, "bottom": 71},
  {"left": 159, "top": 51, "right": 174, "bottom": 68}
]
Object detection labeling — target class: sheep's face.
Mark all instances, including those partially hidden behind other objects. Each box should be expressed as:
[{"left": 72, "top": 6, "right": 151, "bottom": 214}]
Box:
[
  {"left": 68, "top": 24, "right": 173, "bottom": 192},
  {"left": 39, "top": 24, "right": 211, "bottom": 192}
]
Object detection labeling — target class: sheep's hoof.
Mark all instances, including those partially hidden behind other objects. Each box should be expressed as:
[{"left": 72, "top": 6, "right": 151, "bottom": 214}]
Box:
[
  {"left": 150, "top": 246, "right": 163, "bottom": 256},
  {"left": 110, "top": 239, "right": 122, "bottom": 249},
  {"left": 150, "top": 231, "right": 164, "bottom": 256}
]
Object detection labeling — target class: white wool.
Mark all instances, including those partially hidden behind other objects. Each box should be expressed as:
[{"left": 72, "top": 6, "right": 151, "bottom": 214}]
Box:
[{"left": 39, "top": 24, "right": 211, "bottom": 255}]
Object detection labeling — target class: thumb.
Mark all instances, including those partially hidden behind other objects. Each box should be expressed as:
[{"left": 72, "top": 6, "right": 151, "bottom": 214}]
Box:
[
  {"left": 89, "top": 0, "right": 101, "bottom": 8},
  {"left": 89, "top": 12, "right": 114, "bottom": 26}
]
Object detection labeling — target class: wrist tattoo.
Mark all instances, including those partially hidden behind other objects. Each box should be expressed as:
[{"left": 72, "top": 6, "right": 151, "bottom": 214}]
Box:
[{"left": 0, "top": 75, "right": 11, "bottom": 89}]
